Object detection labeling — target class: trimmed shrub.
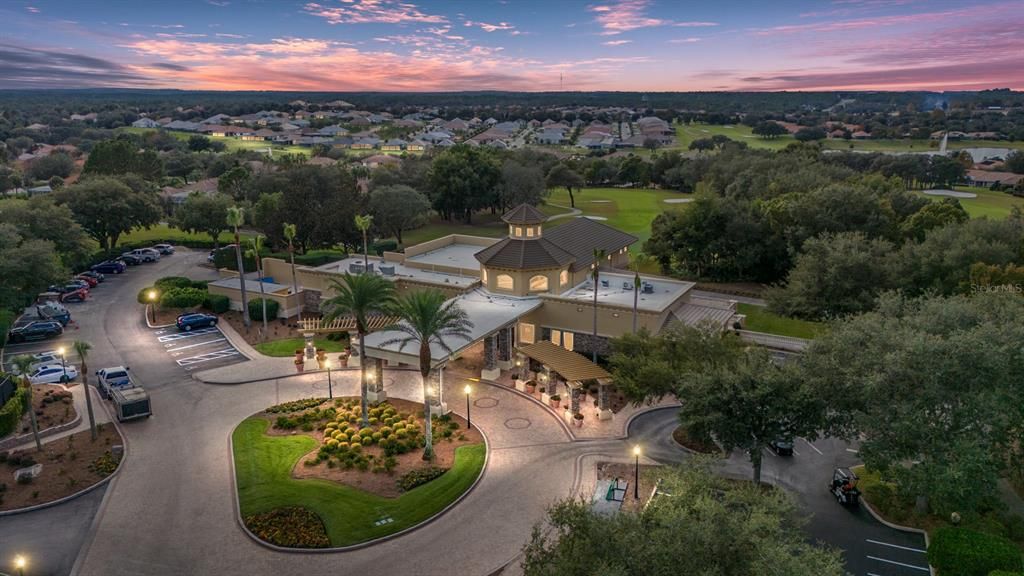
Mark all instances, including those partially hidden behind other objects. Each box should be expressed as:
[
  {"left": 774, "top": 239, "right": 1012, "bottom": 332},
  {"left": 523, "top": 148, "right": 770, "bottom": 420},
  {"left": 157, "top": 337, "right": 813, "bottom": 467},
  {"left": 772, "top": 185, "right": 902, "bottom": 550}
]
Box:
[
  {"left": 244, "top": 507, "right": 329, "bottom": 549},
  {"left": 0, "top": 310, "right": 14, "bottom": 347},
  {"left": 0, "top": 388, "right": 30, "bottom": 437},
  {"left": 397, "top": 467, "right": 449, "bottom": 491},
  {"left": 371, "top": 239, "right": 398, "bottom": 255},
  {"left": 928, "top": 527, "right": 1023, "bottom": 576},
  {"left": 203, "top": 293, "right": 230, "bottom": 314},
  {"left": 248, "top": 298, "right": 280, "bottom": 321},
  {"left": 154, "top": 276, "right": 194, "bottom": 291},
  {"left": 160, "top": 287, "right": 206, "bottom": 309}
]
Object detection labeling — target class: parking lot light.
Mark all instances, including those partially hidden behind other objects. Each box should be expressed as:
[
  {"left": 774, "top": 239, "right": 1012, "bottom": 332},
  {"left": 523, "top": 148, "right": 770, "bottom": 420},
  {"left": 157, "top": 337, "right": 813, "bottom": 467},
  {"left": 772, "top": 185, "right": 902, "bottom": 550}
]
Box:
[
  {"left": 464, "top": 384, "right": 472, "bottom": 429},
  {"left": 14, "top": 554, "right": 26, "bottom": 576},
  {"left": 147, "top": 290, "right": 158, "bottom": 324},
  {"left": 633, "top": 445, "right": 641, "bottom": 499}
]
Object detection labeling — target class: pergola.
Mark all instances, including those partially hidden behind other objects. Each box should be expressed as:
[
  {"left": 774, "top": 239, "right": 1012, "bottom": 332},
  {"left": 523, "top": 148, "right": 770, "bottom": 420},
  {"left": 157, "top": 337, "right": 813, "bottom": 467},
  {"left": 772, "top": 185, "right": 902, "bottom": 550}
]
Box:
[
  {"left": 516, "top": 340, "right": 614, "bottom": 420},
  {"left": 297, "top": 314, "right": 399, "bottom": 333}
]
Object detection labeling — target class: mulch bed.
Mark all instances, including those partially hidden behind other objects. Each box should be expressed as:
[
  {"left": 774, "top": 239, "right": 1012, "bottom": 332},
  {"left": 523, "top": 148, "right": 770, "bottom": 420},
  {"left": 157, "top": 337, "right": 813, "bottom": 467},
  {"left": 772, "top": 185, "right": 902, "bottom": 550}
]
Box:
[
  {"left": 672, "top": 425, "right": 723, "bottom": 455},
  {"left": 0, "top": 423, "right": 123, "bottom": 511},
  {"left": 597, "top": 461, "right": 661, "bottom": 513},
  {"left": 12, "top": 385, "right": 77, "bottom": 437},
  {"left": 221, "top": 310, "right": 318, "bottom": 347},
  {"left": 260, "top": 397, "right": 482, "bottom": 498}
]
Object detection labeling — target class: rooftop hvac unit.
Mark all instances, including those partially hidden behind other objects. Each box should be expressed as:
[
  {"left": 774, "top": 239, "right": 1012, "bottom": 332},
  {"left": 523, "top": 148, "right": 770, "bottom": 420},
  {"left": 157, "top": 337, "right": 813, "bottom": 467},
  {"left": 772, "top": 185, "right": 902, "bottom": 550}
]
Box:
[
  {"left": 380, "top": 264, "right": 395, "bottom": 276},
  {"left": 349, "top": 263, "right": 365, "bottom": 274}
]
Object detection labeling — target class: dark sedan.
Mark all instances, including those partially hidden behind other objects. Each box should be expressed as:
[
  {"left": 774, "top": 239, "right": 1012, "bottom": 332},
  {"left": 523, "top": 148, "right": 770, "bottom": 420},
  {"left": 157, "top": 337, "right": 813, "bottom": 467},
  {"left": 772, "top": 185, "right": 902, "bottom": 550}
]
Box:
[
  {"left": 92, "top": 260, "right": 126, "bottom": 274},
  {"left": 176, "top": 313, "right": 218, "bottom": 331},
  {"left": 8, "top": 320, "right": 64, "bottom": 343}
]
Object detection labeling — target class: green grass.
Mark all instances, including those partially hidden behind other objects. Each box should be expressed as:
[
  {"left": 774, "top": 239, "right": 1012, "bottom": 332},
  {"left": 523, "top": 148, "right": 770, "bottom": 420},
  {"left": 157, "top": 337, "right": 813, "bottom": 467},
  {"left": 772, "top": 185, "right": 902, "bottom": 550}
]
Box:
[
  {"left": 253, "top": 337, "right": 349, "bottom": 357},
  {"left": 115, "top": 223, "right": 247, "bottom": 247},
  {"left": 673, "top": 122, "right": 1024, "bottom": 154},
  {"left": 120, "top": 127, "right": 311, "bottom": 156},
  {"left": 915, "top": 186, "right": 1024, "bottom": 219},
  {"left": 738, "top": 303, "right": 825, "bottom": 339},
  {"left": 546, "top": 186, "right": 689, "bottom": 247},
  {"left": 232, "top": 417, "right": 486, "bottom": 546}
]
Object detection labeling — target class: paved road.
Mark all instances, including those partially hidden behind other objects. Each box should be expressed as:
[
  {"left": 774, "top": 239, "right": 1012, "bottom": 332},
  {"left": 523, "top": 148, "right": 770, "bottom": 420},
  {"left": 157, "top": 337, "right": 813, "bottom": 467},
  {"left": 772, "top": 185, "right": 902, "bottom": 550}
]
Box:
[
  {"left": 1, "top": 251, "right": 926, "bottom": 576},
  {"left": 628, "top": 408, "right": 929, "bottom": 576}
]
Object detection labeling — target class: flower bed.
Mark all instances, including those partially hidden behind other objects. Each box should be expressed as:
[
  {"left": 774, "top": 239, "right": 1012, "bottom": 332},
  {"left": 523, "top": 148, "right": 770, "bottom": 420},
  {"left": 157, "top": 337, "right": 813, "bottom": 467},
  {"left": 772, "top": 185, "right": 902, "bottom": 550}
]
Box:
[{"left": 244, "top": 506, "right": 330, "bottom": 549}]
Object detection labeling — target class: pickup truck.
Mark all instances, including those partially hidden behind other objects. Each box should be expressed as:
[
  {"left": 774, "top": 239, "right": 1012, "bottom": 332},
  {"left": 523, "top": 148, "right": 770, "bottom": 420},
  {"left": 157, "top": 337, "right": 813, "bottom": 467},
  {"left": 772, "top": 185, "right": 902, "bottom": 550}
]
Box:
[{"left": 96, "top": 366, "right": 134, "bottom": 399}]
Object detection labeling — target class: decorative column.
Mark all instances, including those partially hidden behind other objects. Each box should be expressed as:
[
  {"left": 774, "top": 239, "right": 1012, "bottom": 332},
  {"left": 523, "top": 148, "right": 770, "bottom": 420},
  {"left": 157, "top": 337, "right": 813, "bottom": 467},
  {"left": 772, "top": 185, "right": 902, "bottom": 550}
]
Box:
[
  {"left": 570, "top": 385, "right": 581, "bottom": 415},
  {"left": 496, "top": 325, "right": 513, "bottom": 369},
  {"left": 598, "top": 381, "right": 613, "bottom": 420},
  {"left": 481, "top": 334, "right": 500, "bottom": 381},
  {"left": 367, "top": 357, "right": 387, "bottom": 404}
]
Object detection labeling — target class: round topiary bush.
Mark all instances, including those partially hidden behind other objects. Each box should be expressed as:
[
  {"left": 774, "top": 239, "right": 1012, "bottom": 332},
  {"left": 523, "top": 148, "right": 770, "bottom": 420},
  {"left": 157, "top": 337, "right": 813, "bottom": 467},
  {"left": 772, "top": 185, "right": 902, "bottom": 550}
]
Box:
[
  {"left": 350, "top": 443, "right": 362, "bottom": 453},
  {"left": 155, "top": 276, "right": 195, "bottom": 291},
  {"left": 359, "top": 428, "right": 373, "bottom": 438},
  {"left": 248, "top": 298, "right": 280, "bottom": 321},
  {"left": 371, "top": 432, "right": 383, "bottom": 441},
  {"left": 361, "top": 436, "right": 374, "bottom": 446},
  {"left": 368, "top": 417, "right": 378, "bottom": 425},
  {"left": 326, "top": 438, "right": 339, "bottom": 448},
  {"left": 337, "top": 441, "right": 349, "bottom": 451},
  {"left": 160, "top": 287, "right": 207, "bottom": 309},
  {"left": 395, "top": 429, "right": 408, "bottom": 439},
  {"left": 203, "top": 293, "right": 230, "bottom": 314}
]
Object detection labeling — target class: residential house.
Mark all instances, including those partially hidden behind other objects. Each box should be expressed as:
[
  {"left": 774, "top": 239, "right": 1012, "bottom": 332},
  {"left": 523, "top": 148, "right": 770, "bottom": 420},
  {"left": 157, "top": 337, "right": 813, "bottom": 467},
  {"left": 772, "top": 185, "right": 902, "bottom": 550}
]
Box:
[
  {"left": 381, "top": 139, "right": 408, "bottom": 152},
  {"left": 965, "top": 170, "right": 1024, "bottom": 188},
  {"left": 132, "top": 118, "right": 161, "bottom": 129},
  {"left": 69, "top": 113, "right": 98, "bottom": 122},
  {"left": 361, "top": 154, "right": 401, "bottom": 169}
]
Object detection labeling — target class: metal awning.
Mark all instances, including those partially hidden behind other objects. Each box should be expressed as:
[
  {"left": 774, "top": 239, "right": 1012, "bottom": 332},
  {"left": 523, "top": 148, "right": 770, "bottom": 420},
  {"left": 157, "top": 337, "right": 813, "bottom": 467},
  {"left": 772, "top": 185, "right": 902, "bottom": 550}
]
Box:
[{"left": 516, "top": 340, "right": 611, "bottom": 382}]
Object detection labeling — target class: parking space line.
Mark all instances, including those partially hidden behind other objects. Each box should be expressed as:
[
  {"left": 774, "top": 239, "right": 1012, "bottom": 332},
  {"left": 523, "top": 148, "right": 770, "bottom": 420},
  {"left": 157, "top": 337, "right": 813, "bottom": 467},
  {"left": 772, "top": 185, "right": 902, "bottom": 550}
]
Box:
[
  {"left": 176, "top": 348, "right": 240, "bottom": 366},
  {"left": 762, "top": 448, "right": 776, "bottom": 457},
  {"left": 165, "top": 338, "right": 226, "bottom": 352},
  {"left": 866, "top": 556, "right": 929, "bottom": 572},
  {"left": 846, "top": 448, "right": 860, "bottom": 454},
  {"left": 792, "top": 447, "right": 801, "bottom": 456},
  {"left": 801, "top": 438, "right": 823, "bottom": 455},
  {"left": 866, "top": 539, "right": 926, "bottom": 553},
  {"left": 157, "top": 328, "right": 218, "bottom": 342}
]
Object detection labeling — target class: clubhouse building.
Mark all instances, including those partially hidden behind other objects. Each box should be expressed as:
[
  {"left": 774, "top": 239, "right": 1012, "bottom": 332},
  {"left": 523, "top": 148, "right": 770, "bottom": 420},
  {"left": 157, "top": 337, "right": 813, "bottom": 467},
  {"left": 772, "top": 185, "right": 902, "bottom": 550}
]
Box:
[{"left": 210, "top": 204, "right": 739, "bottom": 421}]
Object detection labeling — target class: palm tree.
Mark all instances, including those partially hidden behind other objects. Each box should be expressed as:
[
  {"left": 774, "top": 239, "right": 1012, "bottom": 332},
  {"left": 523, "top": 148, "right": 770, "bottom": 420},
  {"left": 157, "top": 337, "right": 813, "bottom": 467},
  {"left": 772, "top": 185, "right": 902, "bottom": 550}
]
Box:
[
  {"left": 630, "top": 253, "right": 653, "bottom": 333},
  {"left": 226, "top": 206, "right": 251, "bottom": 328},
  {"left": 283, "top": 222, "right": 299, "bottom": 295},
  {"left": 381, "top": 290, "right": 472, "bottom": 460},
  {"left": 72, "top": 340, "right": 97, "bottom": 441},
  {"left": 355, "top": 214, "right": 373, "bottom": 270},
  {"left": 591, "top": 248, "right": 607, "bottom": 363},
  {"left": 246, "top": 235, "right": 269, "bottom": 340},
  {"left": 321, "top": 274, "right": 396, "bottom": 427},
  {"left": 11, "top": 355, "right": 42, "bottom": 451}
]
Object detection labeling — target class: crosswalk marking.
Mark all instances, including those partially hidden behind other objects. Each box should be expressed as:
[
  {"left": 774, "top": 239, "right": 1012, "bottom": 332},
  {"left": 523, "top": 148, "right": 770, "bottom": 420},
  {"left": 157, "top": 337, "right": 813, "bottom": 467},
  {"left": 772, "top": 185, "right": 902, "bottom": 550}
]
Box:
[{"left": 157, "top": 327, "right": 219, "bottom": 342}]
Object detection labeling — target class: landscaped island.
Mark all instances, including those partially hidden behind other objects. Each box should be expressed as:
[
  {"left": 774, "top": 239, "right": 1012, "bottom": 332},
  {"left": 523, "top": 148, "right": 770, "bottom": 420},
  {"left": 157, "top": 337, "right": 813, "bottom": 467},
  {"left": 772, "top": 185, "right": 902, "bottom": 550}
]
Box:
[{"left": 232, "top": 397, "right": 485, "bottom": 548}]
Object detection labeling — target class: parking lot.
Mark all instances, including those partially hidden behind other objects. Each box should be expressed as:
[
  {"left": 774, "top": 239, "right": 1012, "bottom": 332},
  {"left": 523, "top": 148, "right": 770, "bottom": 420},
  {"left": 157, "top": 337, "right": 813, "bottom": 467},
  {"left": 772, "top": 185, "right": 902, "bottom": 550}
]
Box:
[{"left": 151, "top": 324, "right": 247, "bottom": 371}]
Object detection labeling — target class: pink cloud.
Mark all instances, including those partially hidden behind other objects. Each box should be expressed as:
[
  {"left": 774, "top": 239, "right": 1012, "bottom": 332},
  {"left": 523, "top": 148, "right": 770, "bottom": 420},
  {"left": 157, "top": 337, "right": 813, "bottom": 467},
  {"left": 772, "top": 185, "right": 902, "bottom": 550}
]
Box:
[
  {"left": 589, "top": 0, "right": 665, "bottom": 35},
  {"left": 672, "top": 22, "right": 718, "bottom": 27},
  {"left": 754, "top": 7, "right": 971, "bottom": 35},
  {"left": 737, "top": 58, "right": 1024, "bottom": 91},
  {"left": 602, "top": 39, "right": 632, "bottom": 46},
  {"left": 25, "top": 5, "right": 40, "bottom": 13},
  {"left": 302, "top": 0, "right": 447, "bottom": 25},
  {"left": 464, "top": 19, "right": 517, "bottom": 33},
  {"left": 668, "top": 37, "right": 700, "bottom": 44}
]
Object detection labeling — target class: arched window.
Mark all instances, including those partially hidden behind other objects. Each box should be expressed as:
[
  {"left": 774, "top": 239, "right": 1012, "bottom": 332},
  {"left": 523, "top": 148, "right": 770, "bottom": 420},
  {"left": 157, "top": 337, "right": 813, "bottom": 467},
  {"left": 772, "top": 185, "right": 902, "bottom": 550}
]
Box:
[
  {"left": 529, "top": 274, "right": 549, "bottom": 292},
  {"left": 559, "top": 269, "right": 569, "bottom": 286},
  {"left": 496, "top": 274, "right": 514, "bottom": 290}
]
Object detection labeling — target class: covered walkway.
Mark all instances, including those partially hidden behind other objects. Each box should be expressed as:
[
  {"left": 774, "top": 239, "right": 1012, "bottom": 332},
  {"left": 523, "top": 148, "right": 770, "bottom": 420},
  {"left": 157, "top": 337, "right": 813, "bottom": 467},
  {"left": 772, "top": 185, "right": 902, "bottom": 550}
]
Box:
[{"left": 515, "top": 340, "right": 616, "bottom": 426}]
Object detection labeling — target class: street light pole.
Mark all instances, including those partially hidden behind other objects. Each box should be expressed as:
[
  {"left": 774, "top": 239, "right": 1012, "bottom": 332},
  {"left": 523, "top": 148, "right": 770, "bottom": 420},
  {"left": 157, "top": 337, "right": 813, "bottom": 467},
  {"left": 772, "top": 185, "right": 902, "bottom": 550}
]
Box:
[
  {"left": 633, "top": 445, "right": 641, "bottom": 500},
  {"left": 147, "top": 290, "right": 157, "bottom": 325},
  {"left": 14, "top": 555, "right": 26, "bottom": 576},
  {"left": 464, "top": 384, "right": 472, "bottom": 429},
  {"left": 325, "top": 360, "right": 333, "bottom": 399},
  {"left": 58, "top": 347, "right": 68, "bottom": 383}
]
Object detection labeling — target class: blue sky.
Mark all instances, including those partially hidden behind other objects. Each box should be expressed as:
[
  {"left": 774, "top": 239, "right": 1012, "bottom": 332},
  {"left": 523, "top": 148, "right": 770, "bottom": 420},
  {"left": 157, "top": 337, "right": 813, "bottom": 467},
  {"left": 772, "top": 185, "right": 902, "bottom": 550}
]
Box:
[{"left": 1, "top": 0, "right": 1022, "bottom": 91}]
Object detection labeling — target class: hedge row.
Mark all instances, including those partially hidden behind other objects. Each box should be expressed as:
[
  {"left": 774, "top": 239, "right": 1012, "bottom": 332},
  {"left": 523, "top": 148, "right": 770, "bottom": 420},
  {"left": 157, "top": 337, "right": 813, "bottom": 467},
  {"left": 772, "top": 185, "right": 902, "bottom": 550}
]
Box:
[
  {"left": 203, "top": 294, "right": 230, "bottom": 314},
  {"left": 213, "top": 247, "right": 347, "bottom": 272},
  {"left": 160, "top": 287, "right": 207, "bottom": 309},
  {"left": 0, "top": 310, "right": 13, "bottom": 347},
  {"left": 248, "top": 298, "right": 280, "bottom": 321},
  {"left": 928, "top": 527, "right": 1023, "bottom": 576},
  {"left": 0, "top": 387, "right": 30, "bottom": 437}
]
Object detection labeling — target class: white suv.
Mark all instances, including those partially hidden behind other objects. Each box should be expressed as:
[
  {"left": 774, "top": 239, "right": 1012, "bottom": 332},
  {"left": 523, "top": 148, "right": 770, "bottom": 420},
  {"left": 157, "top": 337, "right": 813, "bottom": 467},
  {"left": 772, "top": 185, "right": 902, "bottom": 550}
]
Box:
[{"left": 122, "top": 248, "right": 161, "bottom": 262}]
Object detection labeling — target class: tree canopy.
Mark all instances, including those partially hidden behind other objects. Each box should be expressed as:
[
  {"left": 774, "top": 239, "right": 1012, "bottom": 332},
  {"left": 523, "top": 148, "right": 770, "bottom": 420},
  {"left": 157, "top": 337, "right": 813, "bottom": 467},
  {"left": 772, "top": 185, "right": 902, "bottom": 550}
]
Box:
[
  {"left": 368, "top": 184, "right": 431, "bottom": 246},
  {"left": 58, "top": 176, "right": 162, "bottom": 250},
  {"left": 172, "top": 192, "right": 234, "bottom": 248}
]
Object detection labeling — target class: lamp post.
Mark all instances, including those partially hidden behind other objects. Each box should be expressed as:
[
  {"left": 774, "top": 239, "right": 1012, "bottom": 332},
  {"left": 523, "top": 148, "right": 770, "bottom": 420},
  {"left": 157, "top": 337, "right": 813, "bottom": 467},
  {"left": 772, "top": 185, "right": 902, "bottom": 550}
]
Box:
[
  {"left": 464, "top": 384, "right": 472, "bottom": 429},
  {"left": 14, "top": 554, "right": 26, "bottom": 576},
  {"left": 147, "top": 289, "right": 158, "bottom": 325},
  {"left": 633, "top": 445, "right": 641, "bottom": 500},
  {"left": 58, "top": 346, "right": 68, "bottom": 383},
  {"left": 325, "top": 359, "right": 333, "bottom": 399}
]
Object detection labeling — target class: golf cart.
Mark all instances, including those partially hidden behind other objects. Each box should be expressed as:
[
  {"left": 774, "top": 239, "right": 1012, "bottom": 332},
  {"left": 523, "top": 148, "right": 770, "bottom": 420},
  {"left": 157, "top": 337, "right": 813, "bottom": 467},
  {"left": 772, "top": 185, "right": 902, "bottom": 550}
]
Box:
[{"left": 829, "top": 467, "right": 860, "bottom": 507}]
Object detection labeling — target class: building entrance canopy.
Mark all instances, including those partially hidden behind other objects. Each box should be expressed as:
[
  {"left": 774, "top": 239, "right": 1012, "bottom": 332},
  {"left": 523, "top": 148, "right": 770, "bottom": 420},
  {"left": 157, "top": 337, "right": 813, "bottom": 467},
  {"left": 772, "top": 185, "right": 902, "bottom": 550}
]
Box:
[{"left": 516, "top": 340, "right": 611, "bottom": 382}]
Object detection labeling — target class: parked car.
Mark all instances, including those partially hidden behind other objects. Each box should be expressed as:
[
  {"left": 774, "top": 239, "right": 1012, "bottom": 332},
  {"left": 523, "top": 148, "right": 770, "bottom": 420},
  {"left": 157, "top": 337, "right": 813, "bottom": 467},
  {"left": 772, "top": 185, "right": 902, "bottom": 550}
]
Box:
[
  {"left": 72, "top": 275, "right": 98, "bottom": 288},
  {"left": 8, "top": 321, "right": 64, "bottom": 343},
  {"left": 153, "top": 244, "right": 175, "bottom": 255},
  {"left": 79, "top": 270, "right": 105, "bottom": 283},
  {"left": 176, "top": 313, "right": 218, "bottom": 331},
  {"left": 9, "top": 351, "right": 62, "bottom": 375},
  {"left": 122, "top": 248, "right": 160, "bottom": 263},
  {"left": 208, "top": 244, "right": 237, "bottom": 263},
  {"left": 28, "top": 364, "right": 79, "bottom": 384},
  {"left": 120, "top": 254, "right": 142, "bottom": 266},
  {"left": 35, "top": 302, "right": 71, "bottom": 326},
  {"left": 92, "top": 260, "right": 126, "bottom": 274},
  {"left": 61, "top": 289, "right": 88, "bottom": 303},
  {"left": 769, "top": 438, "right": 794, "bottom": 456}
]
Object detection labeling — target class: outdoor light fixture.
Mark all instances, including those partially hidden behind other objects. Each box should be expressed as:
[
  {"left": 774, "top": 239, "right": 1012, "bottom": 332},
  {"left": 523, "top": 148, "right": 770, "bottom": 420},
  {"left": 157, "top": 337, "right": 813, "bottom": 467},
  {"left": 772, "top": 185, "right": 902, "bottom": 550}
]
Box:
[
  {"left": 633, "top": 445, "right": 641, "bottom": 499},
  {"left": 14, "top": 555, "right": 26, "bottom": 576},
  {"left": 147, "top": 290, "right": 158, "bottom": 324},
  {"left": 464, "top": 384, "right": 472, "bottom": 429}
]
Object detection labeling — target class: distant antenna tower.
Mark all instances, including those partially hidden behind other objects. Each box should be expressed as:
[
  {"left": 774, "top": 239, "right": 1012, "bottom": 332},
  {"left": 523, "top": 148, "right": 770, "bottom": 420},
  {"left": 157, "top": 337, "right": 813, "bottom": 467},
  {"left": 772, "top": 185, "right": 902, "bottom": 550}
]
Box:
[{"left": 560, "top": 72, "right": 563, "bottom": 91}]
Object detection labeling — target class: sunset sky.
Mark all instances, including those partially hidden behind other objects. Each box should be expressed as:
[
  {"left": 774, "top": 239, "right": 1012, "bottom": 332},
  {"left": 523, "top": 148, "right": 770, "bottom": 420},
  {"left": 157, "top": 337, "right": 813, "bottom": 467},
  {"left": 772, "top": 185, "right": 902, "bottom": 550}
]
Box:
[{"left": 2, "top": 0, "right": 1023, "bottom": 92}]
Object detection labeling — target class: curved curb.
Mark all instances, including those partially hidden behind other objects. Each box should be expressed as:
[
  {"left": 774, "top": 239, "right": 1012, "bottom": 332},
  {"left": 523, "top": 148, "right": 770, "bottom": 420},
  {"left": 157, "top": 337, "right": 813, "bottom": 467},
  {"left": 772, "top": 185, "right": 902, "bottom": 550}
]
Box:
[
  {"left": 195, "top": 365, "right": 419, "bottom": 386},
  {"left": 228, "top": 406, "right": 491, "bottom": 554},
  {"left": 143, "top": 306, "right": 174, "bottom": 329},
  {"left": 859, "top": 497, "right": 935, "bottom": 575},
  {"left": 0, "top": 392, "right": 128, "bottom": 517},
  {"left": 0, "top": 384, "right": 82, "bottom": 452}
]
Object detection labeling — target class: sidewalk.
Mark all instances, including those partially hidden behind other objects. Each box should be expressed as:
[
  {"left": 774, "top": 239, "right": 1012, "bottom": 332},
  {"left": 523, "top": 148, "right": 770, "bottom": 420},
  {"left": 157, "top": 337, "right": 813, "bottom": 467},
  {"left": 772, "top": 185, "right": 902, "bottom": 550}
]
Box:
[{"left": 194, "top": 318, "right": 311, "bottom": 384}]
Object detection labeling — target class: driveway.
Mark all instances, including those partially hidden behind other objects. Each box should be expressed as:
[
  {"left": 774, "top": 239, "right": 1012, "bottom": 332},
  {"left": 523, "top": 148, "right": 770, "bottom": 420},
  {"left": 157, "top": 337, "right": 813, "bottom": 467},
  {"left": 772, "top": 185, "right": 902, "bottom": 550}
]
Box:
[{"left": 628, "top": 408, "right": 929, "bottom": 576}]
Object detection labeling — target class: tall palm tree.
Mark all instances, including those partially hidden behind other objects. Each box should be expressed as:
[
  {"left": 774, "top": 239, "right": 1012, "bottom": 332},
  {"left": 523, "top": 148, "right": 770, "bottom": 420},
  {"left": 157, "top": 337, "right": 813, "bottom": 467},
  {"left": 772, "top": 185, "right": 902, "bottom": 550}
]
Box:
[
  {"left": 246, "top": 235, "right": 269, "bottom": 340},
  {"left": 381, "top": 290, "right": 472, "bottom": 460},
  {"left": 630, "top": 253, "right": 653, "bottom": 334},
  {"left": 591, "top": 248, "right": 607, "bottom": 363},
  {"left": 226, "top": 206, "right": 251, "bottom": 328},
  {"left": 321, "top": 273, "right": 396, "bottom": 427},
  {"left": 72, "top": 340, "right": 97, "bottom": 441},
  {"left": 355, "top": 214, "right": 373, "bottom": 270},
  {"left": 11, "top": 355, "right": 42, "bottom": 451},
  {"left": 283, "top": 222, "right": 299, "bottom": 295}
]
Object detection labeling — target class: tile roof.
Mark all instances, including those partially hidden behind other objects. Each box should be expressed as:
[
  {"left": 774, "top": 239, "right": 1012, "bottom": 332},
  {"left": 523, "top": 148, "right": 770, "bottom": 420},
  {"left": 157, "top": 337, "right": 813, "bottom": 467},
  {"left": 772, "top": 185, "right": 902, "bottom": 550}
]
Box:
[
  {"left": 502, "top": 203, "right": 547, "bottom": 224},
  {"left": 474, "top": 237, "right": 575, "bottom": 270},
  {"left": 544, "top": 218, "right": 637, "bottom": 271}
]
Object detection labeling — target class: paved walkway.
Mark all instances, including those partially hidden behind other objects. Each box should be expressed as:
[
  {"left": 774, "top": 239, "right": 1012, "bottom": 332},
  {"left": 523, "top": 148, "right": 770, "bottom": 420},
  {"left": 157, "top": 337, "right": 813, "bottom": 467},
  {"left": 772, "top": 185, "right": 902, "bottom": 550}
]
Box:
[{"left": 6, "top": 384, "right": 111, "bottom": 452}]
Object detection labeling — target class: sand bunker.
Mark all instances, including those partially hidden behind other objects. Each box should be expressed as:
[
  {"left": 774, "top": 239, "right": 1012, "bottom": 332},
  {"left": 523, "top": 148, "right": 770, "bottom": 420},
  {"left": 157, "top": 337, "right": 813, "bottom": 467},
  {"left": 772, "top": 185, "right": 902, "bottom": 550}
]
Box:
[
  {"left": 663, "top": 198, "right": 695, "bottom": 204},
  {"left": 923, "top": 189, "right": 977, "bottom": 199}
]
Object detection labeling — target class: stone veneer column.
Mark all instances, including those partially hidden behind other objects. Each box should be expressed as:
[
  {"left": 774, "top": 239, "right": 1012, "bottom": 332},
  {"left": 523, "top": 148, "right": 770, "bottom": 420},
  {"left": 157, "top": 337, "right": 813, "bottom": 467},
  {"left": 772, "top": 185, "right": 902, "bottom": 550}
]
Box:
[
  {"left": 367, "top": 357, "right": 387, "bottom": 404},
  {"left": 598, "top": 382, "right": 613, "bottom": 420},
  {"left": 481, "top": 334, "right": 500, "bottom": 381},
  {"left": 496, "top": 326, "right": 512, "bottom": 369},
  {"left": 570, "top": 385, "right": 581, "bottom": 415}
]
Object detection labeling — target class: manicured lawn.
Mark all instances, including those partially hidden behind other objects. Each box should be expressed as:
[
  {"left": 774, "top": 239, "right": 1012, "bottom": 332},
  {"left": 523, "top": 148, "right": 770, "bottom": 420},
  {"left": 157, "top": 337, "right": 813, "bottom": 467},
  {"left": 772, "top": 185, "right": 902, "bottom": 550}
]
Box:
[
  {"left": 253, "top": 337, "right": 349, "bottom": 357},
  {"left": 546, "top": 186, "right": 690, "bottom": 248},
  {"left": 915, "top": 186, "right": 1024, "bottom": 219},
  {"left": 738, "top": 303, "right": 825, "bottom": 340},
  {"left": 116, "top": 223, "right": 245, "bottom": 247},
  {"left": 120, "top": 127, "right": 311, "bottom": 156},
  {"left": 232, "top": 418, "right": 486, "bottom": 546},
  {"left": 674, "top": 123, "right": 795, "bottom": 151}
]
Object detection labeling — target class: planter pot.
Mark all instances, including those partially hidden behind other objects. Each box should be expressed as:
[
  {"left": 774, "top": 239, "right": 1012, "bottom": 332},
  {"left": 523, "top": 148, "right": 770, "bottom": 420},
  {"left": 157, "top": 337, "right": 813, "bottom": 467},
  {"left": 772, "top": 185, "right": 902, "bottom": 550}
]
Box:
[
  {"left": 573, "top": 416, "right": 584, "bottom": 428},
  {"left": 316, "top": 360, "right": 326, "bottom": 370},
  {"left": 514, "top": 379, "right": 526, "bottom": 392},
  {"left": 294, "top": 362, "right": 304, "bottom": 373},
  {"left": 525, "top": 384, "right": 536, "bottom": 395},
  {"left": 338, "top": 356, "right": 349, "bottom": 368},
  {"left": 550, "top": 399, "right": 561, "bottom": 409}
]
